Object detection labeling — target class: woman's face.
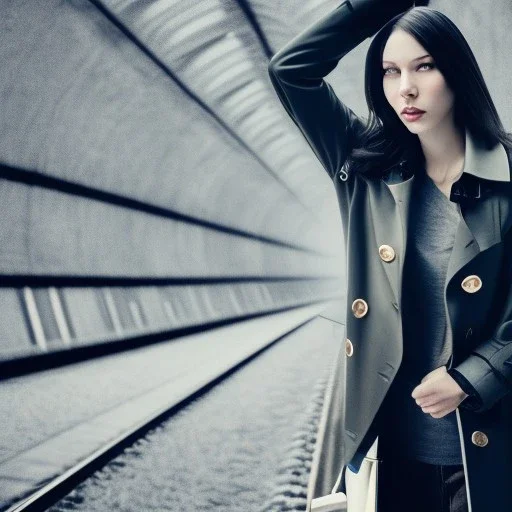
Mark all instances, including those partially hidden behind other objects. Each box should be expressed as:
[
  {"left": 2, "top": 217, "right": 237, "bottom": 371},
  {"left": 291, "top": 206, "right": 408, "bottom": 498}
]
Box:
[{"left": 382, "top": 29, "right": 455, "bottom": 135}]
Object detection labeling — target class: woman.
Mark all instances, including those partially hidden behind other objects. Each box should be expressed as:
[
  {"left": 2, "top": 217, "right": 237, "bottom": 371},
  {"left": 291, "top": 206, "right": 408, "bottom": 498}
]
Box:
[{"left": 268, "top": 1, "right": 512, "bottom": 511}]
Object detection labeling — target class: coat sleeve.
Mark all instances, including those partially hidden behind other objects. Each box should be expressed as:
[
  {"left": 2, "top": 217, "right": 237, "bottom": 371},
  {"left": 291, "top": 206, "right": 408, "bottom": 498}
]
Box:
[
  {"left": 267, "top": 0, "right": 411, "bottom": 183},
  {"left": 452, "top": 227, "right": 512, "bottom": 413},
  {"left": 447, "top": 368, "right": 483, "bottom": 411}
]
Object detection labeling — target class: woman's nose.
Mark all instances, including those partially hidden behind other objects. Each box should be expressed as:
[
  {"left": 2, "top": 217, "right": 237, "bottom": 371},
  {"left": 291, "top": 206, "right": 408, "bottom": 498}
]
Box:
[{"left": 399, "top": 74, "right": 418, "bottom": 98}]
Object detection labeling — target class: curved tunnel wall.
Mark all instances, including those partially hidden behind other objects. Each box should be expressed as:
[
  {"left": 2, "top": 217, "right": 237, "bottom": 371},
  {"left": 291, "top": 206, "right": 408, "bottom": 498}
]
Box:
[{"left": 0, "top": 0, "right": 346, "bottom": 358}]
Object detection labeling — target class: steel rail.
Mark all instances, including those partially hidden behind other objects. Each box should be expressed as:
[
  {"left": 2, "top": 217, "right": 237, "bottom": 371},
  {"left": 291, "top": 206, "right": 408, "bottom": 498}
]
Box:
[{"left": 4, "top": 314, "right": 320, "bottom": 512}]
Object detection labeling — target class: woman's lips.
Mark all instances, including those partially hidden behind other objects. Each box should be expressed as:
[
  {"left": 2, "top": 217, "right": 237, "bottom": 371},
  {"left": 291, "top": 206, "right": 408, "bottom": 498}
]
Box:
[{"left": 402, "top": 111, "right": 425, "bottom": 122}]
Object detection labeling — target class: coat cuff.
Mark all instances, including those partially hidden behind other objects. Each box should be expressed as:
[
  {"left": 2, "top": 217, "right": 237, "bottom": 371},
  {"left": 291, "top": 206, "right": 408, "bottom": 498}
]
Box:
[
  {"left": 452, "top": 353, "right": 509, "bottom": 412},
  {"left": 447, "top": 368, "right": 482, "bottom": 411}
]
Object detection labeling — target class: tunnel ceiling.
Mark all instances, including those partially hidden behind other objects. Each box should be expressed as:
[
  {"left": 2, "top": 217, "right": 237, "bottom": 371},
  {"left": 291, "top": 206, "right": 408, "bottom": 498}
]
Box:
[
  {"left": 97, "top": 0, "right": 340, "bottom": 183},
  {"left": 89, "top": 0, "right": 346, "bottom": 253}
]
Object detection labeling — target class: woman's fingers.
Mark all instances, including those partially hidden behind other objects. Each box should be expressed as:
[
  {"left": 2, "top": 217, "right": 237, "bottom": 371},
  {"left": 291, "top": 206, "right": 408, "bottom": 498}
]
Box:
[
  {"left": 419, "top": 396, "right": 453, "bottom": 411},
  {"left": 428, "top": 408, "right": 454, "bottom": 419},
  {"left": 415, "top": 387, "right": 454, "bottom": 405},
  {"left": 417, "top": 395, "right": 465, "bottom": 418},
  {"left": 413, "top": 368, "right": 460, "bottom": 401}
]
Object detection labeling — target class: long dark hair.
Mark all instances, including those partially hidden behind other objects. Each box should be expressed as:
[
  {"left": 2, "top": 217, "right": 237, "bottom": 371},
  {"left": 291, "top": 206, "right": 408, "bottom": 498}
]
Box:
[{"left": 348, "top": 6, "right": 512, "bottom": 178}]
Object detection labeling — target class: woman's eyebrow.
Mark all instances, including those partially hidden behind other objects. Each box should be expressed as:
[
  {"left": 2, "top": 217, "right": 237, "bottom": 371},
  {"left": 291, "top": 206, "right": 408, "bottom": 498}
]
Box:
[{"left": 382, "top": 54, "right": 431, "bottom": 65}]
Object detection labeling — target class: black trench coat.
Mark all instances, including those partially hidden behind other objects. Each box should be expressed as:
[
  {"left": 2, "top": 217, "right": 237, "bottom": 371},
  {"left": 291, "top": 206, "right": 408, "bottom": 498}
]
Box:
[{"left": 268, "top": 2, "right": 512, "bottom": 511}]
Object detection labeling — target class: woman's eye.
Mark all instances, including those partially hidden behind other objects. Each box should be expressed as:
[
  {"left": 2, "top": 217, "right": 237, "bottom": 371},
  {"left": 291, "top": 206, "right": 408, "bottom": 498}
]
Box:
[{"left": 383, "top": 63, "right": 435, "bottom": 76}]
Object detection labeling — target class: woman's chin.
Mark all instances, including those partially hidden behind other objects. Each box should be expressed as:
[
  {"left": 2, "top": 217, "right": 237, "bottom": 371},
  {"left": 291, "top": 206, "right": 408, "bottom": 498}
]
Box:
[{"left": 403, "top": 122, "right": 429, "bottom": 135}]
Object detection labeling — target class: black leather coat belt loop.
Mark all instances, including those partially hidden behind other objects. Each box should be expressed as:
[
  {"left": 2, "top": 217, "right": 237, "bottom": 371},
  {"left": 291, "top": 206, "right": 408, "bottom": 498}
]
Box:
[{"left": 450, "top": 173, "right": 486, "bottom": 203}]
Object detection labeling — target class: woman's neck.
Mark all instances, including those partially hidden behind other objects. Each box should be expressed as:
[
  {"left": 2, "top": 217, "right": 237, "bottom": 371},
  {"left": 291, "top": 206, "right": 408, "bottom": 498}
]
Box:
[{"left": 419, "top": 123, "right": 465, "bottom": 186}]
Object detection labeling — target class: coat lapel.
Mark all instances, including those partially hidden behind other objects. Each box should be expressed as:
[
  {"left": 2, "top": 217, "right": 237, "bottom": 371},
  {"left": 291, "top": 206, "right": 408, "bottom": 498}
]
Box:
[
  {"left": 368, "top": 169, "right": 415, "bottom": 306},
  {"left": 445, "top": 130, "right": 510, "bottom": 286},
  {"left": 445, "top": 199, "right": 500, "bottom": 287}
]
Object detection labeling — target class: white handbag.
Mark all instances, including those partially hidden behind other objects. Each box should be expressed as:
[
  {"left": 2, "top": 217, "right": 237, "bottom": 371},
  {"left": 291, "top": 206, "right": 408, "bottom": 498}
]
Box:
[
  {"left": 310, "top": 437, "right": 380, "bottom": 512},
  {"left": 344, "top": 437, "right": 380, "bottom": 512}
]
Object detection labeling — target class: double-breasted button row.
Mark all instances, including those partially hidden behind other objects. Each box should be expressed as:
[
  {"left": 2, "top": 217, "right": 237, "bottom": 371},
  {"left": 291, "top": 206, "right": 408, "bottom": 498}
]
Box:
[
  {"left": 379, "top": 244, "right": 396, "bottom": 263},
  {"left": 461, "top": 274, "right": 482, "bottom": 293},
  {"left": 376, "top": 245, "right": 481, "bottom": 294},
  {"left": 352, "top": 298, "right": 368, "bottom": 318},
  {"left": 471, "top": 431, "right": 489, "bottom": 447}
]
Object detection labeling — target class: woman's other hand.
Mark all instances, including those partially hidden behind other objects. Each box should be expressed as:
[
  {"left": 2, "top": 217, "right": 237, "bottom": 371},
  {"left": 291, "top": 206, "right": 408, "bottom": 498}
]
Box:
[{"left": 411, "top": 366, "right": 468, "bottom": 419}]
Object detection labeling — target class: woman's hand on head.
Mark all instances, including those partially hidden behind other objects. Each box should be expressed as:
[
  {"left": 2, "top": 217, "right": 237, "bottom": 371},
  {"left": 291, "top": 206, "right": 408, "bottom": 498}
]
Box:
[{"left": 411, "top": 366, "right": 468, "bottom": 419}]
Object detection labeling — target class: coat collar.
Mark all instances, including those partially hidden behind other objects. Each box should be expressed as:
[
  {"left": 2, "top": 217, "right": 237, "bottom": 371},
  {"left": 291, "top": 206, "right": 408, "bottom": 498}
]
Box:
[
  {"left": 450, "top": 129, "right": 511, "bottom": 202},
  {"left": 461, "top": 128, "right": 510, "bottom": 183},
  {"left": 385, "top": 129, "right": 511, "bottom": 201}
]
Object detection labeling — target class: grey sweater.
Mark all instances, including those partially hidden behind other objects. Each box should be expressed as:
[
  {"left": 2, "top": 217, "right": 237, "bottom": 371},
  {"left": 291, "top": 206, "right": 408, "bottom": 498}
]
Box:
[{"left": 380, "top": 169, "right": 463, "bottom": 465}]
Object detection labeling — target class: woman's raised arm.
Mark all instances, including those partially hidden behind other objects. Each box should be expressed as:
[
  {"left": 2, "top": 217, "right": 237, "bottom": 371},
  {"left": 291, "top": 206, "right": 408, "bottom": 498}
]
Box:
[{"left": 267, "top": 0, "right": 415, "bottom": 181}]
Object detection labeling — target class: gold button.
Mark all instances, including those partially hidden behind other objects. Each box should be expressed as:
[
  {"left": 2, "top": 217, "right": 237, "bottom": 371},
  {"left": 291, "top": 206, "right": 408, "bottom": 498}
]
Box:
[
  {"left": 345, "top": 338, "right": 354, "bottom": 357},
  {"left": 461, "top": 275, "right": 482, "bottom": 293},
  {"left": 352, "top": 298, "right": 368, "bottom": 318},
  {"left": 379, "top": 244, "right": 396, "bottom": 263},
  {"left": 471, "top": 431, "right": 489, "bottom": 447}
]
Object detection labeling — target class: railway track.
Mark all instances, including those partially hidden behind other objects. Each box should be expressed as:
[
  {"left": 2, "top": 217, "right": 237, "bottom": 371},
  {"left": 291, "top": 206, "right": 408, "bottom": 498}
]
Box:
[{"left": 3, "top": 304, "right": 335, "bottom": 512}]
